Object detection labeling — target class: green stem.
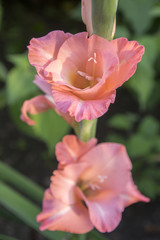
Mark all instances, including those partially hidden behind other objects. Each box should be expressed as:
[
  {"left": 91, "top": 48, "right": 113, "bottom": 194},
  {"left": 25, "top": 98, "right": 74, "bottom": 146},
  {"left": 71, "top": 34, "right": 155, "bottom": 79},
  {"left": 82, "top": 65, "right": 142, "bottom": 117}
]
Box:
[
  {"left": 74, "top": 119, "right": 97, "bottom": 142},
  {"left": 92, "top": 0, "right": 118, "bottom": 40}
]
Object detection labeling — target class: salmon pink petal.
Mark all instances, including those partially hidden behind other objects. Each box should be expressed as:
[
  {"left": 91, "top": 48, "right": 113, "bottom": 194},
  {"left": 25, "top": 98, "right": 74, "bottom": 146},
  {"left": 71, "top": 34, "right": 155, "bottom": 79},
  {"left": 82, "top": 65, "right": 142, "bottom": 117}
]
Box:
[
  {"left": 52, "top": 86, "right": 116, "bottom": 122},
  {"left": 121, "top": 179, "right": 150, "bottom": 207},
  {"left": 50, "top": 162, "right": 89, "bottom": 205},
  {"left": 28, "top": 31, "right": 72, "bottom": 77},
  {"left": 33, "top": 75, "right": 52, "bottom": 96},
  {"left": 84, "top": 191, "right": 124, "bottom": 232},
  {"left": 20, "top": 95, "right": 55, "bottom": 125},
  {"left": 37, "top": 189, "right": 93, "bottom": 233},
  {"left": 108, "top": 38, "right": 145, "bottom": 90},
  {"left": 56, "top": 135, "right": 97, "bottom": 168},
  {"left": 45, "top": 58, "right": 78, "bottom": 84},
  {"left": 57, "top": 32, "right": 88, "bottom": 68},
  {"left": 80, "top": 143, "right": 132, "bottom": 193}
]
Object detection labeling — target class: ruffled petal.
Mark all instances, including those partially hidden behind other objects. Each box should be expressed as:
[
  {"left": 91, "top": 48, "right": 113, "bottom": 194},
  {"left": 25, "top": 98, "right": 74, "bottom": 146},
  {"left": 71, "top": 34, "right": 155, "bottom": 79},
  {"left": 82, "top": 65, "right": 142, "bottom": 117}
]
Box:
[
  {"left": 55, "top": 135, "right": 97, "bottom": 168},
  {"left": 107, "top": 37, "right": 145, "bottom": 90},
  {"left": 37, "top": 189, "right": 93, "bottom": 233},
  {"left": 28, "top": 31, "right": 72, "bottom": 77},
  {"left": 20, "top": 95, "right": 55, "bottom": 125},
  {"left": 52, "top": 85, "right": 116, "bottom": 122}
]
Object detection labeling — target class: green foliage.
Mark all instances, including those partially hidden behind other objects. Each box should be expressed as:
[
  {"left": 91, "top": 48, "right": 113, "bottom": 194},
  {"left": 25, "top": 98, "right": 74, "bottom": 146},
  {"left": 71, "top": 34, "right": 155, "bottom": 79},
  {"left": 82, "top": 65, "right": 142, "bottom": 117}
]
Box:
[
  {"left": 0, "top": 181, "right": 64, "bottom": 240},
  {"left": 6, "top": 54, "right": 37, "bottom": 104},
  {"left": 69, "top": 3, "right": 81, "bottom": 21},
  {"left": 32, "top": 109, "right": 70, "bottom": 153},
  {"left": 0, "top": 234, "right": 19, "bottom": 240},
  {"left": 0, "top": 162, "right": 43, "bottom": 203},
  {"left": 108, "top": 113, "right": 138, "bottom": 131},
  {"left": 6, "top": 53, "right": 70, "bottom": 153},
  {"left": 119, "top": 0, "right": 155, "bottom": 35},
  {"left": 126, "top": 36, "right": 159, "bottom": 110},
  {"left": 0, "top": 62, "right": 7, "bottom": 82}
]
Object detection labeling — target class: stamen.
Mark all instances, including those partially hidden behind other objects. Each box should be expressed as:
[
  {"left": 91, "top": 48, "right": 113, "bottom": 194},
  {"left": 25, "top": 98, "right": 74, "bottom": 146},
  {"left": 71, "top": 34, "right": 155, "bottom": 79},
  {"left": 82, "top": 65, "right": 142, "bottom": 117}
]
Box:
[
  {"left": 98, "top": 175, "right": 107, "bottom": 183},
  {"left": 77, "top": 70, "right": 93, "bottom": 81},
  {"left": 88, "top": 52, "right": 97, "bottom": 64},
  {"left": 89, "top": 183, "right": 101, "bottom": 191},
  {"left": 77, "top": 70, "right": 86, "bottom": 78}
]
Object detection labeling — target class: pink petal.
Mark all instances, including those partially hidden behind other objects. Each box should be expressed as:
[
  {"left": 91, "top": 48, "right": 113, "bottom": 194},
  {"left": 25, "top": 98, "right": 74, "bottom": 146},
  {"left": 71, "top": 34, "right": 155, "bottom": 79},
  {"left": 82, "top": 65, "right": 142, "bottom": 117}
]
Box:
[
  {"left": 55, "top": 135, "right": 97, "bottom": 168},
  {"left": 20, "top": 94, "right": 74, "bottom": 126},
  {"left": 107, "top": 38, "right": 145, "bottom": 90},
  {"left": 20, "top": 95, "right": 55, "bottom": 125},
  {"left": 37, "top": 189, "right": 93, "bottom": 233},
  {"left": 56, "top": 32, "right": 88, "bottom": 69},
  {"left": 80, "top": 143, "right": 133, "bottom": 193},
  {"left": 84, "top": 191, "right": 124, "bottom": 232},
  {"left": 33, "top": 75, "right": 52, "bottom": 96},
  {"left": 50, "top": 162, "right": 89, "bottom": 205},
  {"left": 52, "top": 85, "right": 116, "bottom": 122},
  {"left": 121, "top": 179, "right": 150, "bottom": 207},
  {"left": 28, "top": 31, "right": 72, "bottom": 77}
]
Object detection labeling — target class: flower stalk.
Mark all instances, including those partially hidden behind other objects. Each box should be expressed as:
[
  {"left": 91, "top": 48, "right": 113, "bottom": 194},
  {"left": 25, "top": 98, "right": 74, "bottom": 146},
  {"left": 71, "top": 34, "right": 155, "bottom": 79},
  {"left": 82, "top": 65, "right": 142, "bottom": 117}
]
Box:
[
  {"left": 74, "top": 119, "right": 97, "bottom": 142},
  {"left": 92, "top": 0, "right": 118, "bottom": 40}
]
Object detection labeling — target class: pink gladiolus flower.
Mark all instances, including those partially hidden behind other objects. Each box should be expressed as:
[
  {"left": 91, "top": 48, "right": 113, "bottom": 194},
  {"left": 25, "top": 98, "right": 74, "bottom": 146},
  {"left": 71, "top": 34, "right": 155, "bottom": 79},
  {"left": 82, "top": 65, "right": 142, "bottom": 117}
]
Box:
[
  {"left": 20, "top": 75, "right": 74, "bottom": 126},
  {"left": 37, "top": 135, "right": 149, "bottom": 234},
  {"left": 28, "top": 31, "right": 144, "bottom": 122}
]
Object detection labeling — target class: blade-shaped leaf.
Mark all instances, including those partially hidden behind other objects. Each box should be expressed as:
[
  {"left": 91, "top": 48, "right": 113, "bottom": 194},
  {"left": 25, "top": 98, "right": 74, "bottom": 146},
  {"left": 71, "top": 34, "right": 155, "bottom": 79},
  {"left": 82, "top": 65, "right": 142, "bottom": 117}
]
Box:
[
  {"left": 0, "top": 181, "right": 65, "bottom": 240},
  {"left": 0, "top": 161, "right": 43, "bottom": 203},
  {"left": 0, "top": 234, "right": 19, "bottom": 240}
]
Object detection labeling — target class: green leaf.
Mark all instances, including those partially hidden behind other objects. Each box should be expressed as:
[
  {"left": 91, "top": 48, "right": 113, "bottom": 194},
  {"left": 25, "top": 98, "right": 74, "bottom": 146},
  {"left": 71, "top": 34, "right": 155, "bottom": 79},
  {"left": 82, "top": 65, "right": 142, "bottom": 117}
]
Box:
[
  {"left": 6, "top": 54, "right": 37, "bottom": 104},
  {"left": 0, "top": 161, "right": 43, "bottom": 203},
  {"left": 108, "top": 113, "right": 138, "bottom": 131},
  {"left": 119, "top": 0, "right": 155, "bottom": 34},
  {"left": 138, "top": 116, "right": 159, "bottom": 137},
  {"left": 0, "top": 62, "right": 7, "bottom": 82},
  {"left": 88, "top": 230, "right": 108, "bottom": 240},
  {"left": 150, "top": 5, "right": 160, "bottom": 17},
  {"left": 127, "top": 36, "right": 158, "bottom": 110},
  {"left": 69, "top": 3, "right": 81, "bottom": 21},
  {"left": 0, "top": 181, "right": 64, "bottom": 240},
  {"left": 9, "top": 99, "right": 70, "bottom": 154},
  {"left": 32, "top": 109, "right": 70, "bottom": 153},
  {"left": 107, "top": 133, "right": 126, "bottom": 146},
  {"left": 114, "top": 25, "right": 131, "bottom": 39},
  {"left": 126, "top": 133, "right": 155, "bottom": 158},
  {"left": 0, "top": 89, "right": 6, "bottom": 108},
  {"left": 0, "top": 234, "right": 19, "bottom": 240}
]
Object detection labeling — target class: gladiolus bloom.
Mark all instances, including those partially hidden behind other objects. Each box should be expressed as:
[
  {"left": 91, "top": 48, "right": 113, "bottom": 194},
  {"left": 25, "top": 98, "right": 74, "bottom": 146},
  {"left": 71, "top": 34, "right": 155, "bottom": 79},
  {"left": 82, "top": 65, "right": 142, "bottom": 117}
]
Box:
[
  {"left": 37, "top": 135, "right": 149, "bottom": 234},
  {"left": 28, "top": 31, "right": 144, "bottom": 122}
]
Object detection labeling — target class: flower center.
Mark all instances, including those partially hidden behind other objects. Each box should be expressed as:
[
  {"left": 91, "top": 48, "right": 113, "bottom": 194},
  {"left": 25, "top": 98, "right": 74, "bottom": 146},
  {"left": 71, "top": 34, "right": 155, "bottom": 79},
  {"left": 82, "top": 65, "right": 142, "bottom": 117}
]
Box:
[
  {"left": 79, "top": 174, "right": 107, "bottom": 196},
  {"left": 71, "top": 52, "right": 101, "bottom": 89}
]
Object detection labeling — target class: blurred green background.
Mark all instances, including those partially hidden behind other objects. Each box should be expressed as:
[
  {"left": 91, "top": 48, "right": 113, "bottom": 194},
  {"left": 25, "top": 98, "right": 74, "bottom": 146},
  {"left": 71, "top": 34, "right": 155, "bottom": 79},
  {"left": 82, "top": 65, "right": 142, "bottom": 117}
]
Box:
[{"left": 0, "top": 0, "right": 160, "bottom": 239}]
